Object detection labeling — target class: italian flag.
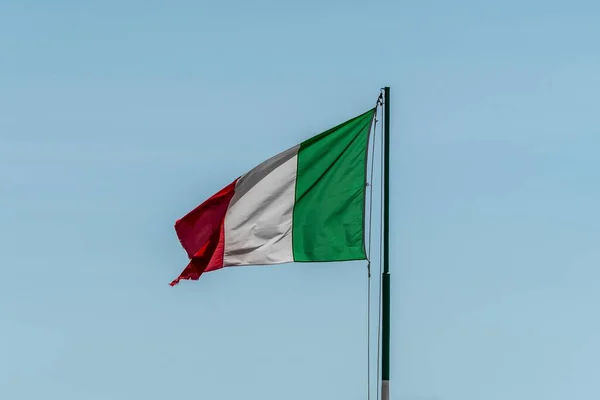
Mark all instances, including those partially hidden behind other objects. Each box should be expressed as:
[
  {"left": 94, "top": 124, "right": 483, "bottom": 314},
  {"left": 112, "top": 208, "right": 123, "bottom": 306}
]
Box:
[{"left": 171, "top": 108, "right": 375, "bottom": 286}]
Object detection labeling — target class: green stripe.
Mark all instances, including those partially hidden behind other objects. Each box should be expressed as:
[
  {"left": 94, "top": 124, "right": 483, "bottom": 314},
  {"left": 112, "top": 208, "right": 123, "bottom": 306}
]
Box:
[{"left": 292, "top": 109, "right": 375, "bottom": 262}]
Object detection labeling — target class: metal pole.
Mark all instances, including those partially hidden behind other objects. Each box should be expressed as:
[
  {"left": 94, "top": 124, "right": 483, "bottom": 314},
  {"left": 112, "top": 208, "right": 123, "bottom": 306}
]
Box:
[{"left": 381, "top": 86, "right": 391, "bottom": 400}]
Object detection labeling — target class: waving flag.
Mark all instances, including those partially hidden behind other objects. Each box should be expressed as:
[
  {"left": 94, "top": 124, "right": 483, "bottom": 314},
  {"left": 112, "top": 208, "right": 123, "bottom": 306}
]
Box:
[{"left": 171, "top": 108, "right": 375, "bottom": 286}]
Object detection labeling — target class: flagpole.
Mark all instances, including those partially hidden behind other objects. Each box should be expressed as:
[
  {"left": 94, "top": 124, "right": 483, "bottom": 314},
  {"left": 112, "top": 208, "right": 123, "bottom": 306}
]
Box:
[{"left": 381, "top": 86, "right": 391, "bottom": 400}]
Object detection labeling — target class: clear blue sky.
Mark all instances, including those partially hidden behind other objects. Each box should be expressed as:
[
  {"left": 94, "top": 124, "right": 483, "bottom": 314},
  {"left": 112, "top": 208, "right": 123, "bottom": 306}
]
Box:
[{"left": 1, "top": 1, "right": 599, "bottom": 399}]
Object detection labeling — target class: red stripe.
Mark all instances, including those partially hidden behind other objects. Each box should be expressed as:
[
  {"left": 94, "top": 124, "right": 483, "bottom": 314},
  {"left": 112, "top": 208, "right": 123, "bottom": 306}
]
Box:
[{"left": 170, "top": 179, "right": 237, "bottom": 286}]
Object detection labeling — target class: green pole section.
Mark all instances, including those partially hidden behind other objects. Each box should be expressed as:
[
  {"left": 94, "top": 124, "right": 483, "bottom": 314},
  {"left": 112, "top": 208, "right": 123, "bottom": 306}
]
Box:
[{"left": 382, "top": 87, "right": 391, "bottom": 397}]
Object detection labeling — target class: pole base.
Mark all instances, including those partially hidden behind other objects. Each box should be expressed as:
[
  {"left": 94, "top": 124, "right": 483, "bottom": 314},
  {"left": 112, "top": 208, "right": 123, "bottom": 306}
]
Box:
[{"left": 381, "top": 380, "right": 389, "bottom": 400}]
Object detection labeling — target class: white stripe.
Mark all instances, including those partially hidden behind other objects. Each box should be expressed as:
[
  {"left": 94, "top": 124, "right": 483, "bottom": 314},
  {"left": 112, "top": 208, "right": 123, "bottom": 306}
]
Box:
[{"left": 223, "top": 145, "right": 299, "bottom": 266}]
